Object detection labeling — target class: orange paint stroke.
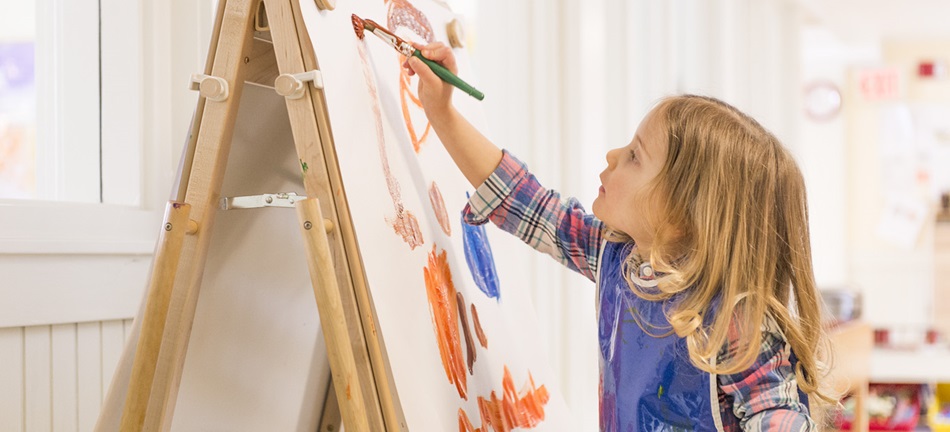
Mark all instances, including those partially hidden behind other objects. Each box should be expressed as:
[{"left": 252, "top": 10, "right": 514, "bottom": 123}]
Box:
[
  {"left": 429, "top": 181, "right": 451, "bottom": 236},
  {"left": 357, "top": 41, "right": 423, "bottom": 249},
  {"left": 456, "top": 291, "right": 476, "bottom": 374},
  {"left": 424, "top": 245, "right": 467, "bottom": 399},
  {"left": 471, "top": 304, "right": 488, "bottom": 349},
  {"left": 387, "top": 0, "right": 435, "bottom": 153},
  {"left": 457, "top": 366, "right": 550, "bottom": 432},
  {"left": 400, "top": 69, "right": 432, "bottom": 152}
]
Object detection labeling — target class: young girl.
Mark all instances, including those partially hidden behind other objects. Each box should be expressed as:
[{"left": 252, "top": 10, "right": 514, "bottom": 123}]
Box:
[{"left": 405, "top": 42, "right": 830, "bottom": 431}]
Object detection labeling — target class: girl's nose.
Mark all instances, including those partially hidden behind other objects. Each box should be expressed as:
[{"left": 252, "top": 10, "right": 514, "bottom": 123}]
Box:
[{"left": 605, "top": 148, "right": 620, "bottom": 169}]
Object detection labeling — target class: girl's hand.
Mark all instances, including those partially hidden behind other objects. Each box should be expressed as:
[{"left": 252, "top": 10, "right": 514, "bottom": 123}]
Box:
[{"left": 404, "top": 41, "right": 457, "bottom": 124}]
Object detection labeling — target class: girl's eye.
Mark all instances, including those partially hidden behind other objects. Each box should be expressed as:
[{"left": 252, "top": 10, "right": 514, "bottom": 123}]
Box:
[{"left": 629, "top": 149, "right": 638, "bottom": 161}]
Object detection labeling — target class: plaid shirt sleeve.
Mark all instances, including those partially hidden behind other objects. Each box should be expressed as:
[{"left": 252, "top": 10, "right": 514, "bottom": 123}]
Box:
[
  {"left": 717, "top": 327, "right": 816, "bottom": 432},
  {"left": 462, "top": 150, "right": 605, "bottom": 282}
]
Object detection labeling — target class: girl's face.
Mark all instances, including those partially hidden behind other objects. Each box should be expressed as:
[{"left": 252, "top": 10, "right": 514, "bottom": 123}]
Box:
[{"left": 592, "top": 107, "right": 669, "bottom": 255}]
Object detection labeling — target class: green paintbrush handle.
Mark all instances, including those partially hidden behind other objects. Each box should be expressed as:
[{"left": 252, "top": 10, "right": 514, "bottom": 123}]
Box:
[{"left": 413, "top": 50, "right": 484, "bottom": 101}]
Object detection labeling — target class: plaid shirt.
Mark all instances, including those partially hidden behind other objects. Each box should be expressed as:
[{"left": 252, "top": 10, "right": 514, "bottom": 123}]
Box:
[{"left": 462, "top": 151, "right": 816, "bottom": 431}]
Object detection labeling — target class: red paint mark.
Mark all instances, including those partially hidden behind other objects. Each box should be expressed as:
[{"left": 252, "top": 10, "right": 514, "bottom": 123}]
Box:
[
  {"left": 457, "top": 366, "right": 550, "bottom": 432},
  {"left": 471, "top": 304, "right": 488, "bottom": 349},
  {"left": 346, "top": 383, "right": 351, "bottom": 400},
  {"left": 390, "top": 210, "right": 424, "bottom": 249},
  {"left": 429, "top": 181, "right": 451, "bottom": 236},
  {"left": 386, "top": 0, "right": 435, "bottom": 153},
  {"left": 386, "top": 0, "right": 434, "bottom": 43},
  {"left": 456, "top": 292, "right": 476, "bottom": 374},
  {"left": 357, "top": 41, "right": 424, "bottom": 249},
  {"left": 424, "top": 245, "right": 467, "bottom": 399}
]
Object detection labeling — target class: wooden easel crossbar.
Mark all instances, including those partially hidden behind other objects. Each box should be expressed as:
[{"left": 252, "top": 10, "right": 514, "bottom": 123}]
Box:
[{"left": 94, "top": 0, "right": 402, "bottom": 430}]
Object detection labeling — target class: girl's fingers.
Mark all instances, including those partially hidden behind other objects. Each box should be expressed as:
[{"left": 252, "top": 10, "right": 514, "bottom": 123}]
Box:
[
  {"left": 408, "top": 56, "right": 438, "bottom": 86},
  {"left": 420, "top": 42, "right": 448, "bottom": 59},
  {"left": 408, "top": 41, "right": 457, "bottom": 74},
  {"left": 420, "top": 43, "right": 457, "bottom": 73}
]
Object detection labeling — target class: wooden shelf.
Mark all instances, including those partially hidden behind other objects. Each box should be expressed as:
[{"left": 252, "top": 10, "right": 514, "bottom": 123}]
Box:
[{"left": 870, "top": 347, "right": 950, "bottom": 383}]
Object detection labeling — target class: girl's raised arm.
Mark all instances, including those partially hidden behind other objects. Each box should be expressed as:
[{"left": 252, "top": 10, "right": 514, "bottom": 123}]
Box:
[{"left": 406, "top": 42, "right": 502, "bottom": 188}]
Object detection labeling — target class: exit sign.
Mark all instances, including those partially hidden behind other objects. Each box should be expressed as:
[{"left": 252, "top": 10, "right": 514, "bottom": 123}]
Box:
[{"left": 856, "top": 67, "right": 902, "bottom": 101}]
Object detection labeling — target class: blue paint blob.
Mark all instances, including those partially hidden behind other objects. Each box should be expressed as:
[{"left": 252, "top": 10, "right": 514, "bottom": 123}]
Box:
[{"left": 461, "top": 197, "right": 501, "bottom": 301}]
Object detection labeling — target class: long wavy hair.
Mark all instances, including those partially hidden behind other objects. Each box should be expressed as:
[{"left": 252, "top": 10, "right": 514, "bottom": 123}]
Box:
[{"left": 607, "top": 95, "right": 833, "bottom": 403}]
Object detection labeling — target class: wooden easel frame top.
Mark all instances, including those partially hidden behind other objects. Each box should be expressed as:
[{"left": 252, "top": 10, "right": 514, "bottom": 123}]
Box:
[{"left": 94, "top": 0, "right": 404, "bottom": 430}]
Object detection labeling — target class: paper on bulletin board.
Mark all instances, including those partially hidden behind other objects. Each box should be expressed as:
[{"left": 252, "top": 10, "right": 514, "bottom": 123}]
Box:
[
  {"left": 911, "top": 104, "right": 950, "bottom": 200},
  {"left": 876, "top": 104, "right": 927, "bottom": 249},
  {"left": 876, "top": 196, "right": 928, "bottom": 249},
  {"left": 878, "top": 104, "right": 917, "bottom": 198}
]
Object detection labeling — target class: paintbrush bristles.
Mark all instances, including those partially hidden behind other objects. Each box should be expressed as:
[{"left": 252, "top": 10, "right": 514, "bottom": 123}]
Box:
[{"left": 351, "top": 14, "right": 365, "bottom": 40}]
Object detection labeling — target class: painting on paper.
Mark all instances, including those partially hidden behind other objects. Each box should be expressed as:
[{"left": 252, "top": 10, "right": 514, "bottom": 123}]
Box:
[{"left": 301, "top": 1, "right": 570, "bottom": 430}]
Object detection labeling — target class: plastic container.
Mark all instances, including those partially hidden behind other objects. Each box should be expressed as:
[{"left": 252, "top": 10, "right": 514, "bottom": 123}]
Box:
[{"left": 929, "top": 383, "right": 950, "bottom": 432}]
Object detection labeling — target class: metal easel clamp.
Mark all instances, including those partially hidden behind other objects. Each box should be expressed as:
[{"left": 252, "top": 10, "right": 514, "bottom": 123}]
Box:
[
  {"left": 189, "top": 73, "right": 229, "bottom": 102},
  {"left": 274, "top": 70, "right": 324, "bottom": 99},
  {"left": 220, "top": 192, "right": 305, "bottom": 210}
]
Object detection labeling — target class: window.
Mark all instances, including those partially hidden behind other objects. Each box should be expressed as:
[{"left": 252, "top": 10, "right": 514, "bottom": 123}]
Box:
[
  {"left": 0, "top": 0, "right": 102, "bottom": 203},
  {"left": 0, "top": 1, "right": 37, "bottom": 199},
  {"left": 0, "top": 0, "right": 161, "bottom": 256}
]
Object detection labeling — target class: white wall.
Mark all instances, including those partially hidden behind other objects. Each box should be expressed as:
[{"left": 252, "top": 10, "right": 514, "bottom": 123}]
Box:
[{"left": 798, "top": 27, "right": 881, "bottom": 289}]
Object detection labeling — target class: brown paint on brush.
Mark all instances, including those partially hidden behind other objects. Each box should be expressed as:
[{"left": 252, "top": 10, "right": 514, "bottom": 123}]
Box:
[
  {"left": 456, "top": 366, "right": 550, "bottom": 432},
  {"left": 456, "top": 292, "right": 476, "bottom": 375},
  {"left": 424, "top": 245, "right": 467, "bottom": 400},
  {"left": 471, "top": 304, "right": 488, "bottom": 349},
  {"left": 429, "top": 181, "right": 451, "bottom": 236},
  {"left": 351, "top": 14, "right": 365, "bottom": 40},
  {"left": 357, "top": 40, "right": 424, "bottom": 249},
  {"left": 386, "top": 0, "right": 435, "bottom": 153}
]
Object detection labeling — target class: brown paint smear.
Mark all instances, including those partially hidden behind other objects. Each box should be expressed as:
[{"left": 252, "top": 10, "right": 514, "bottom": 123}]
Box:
[
  {"left": 424, "top": 245, "right": 467, "bottom": 399},
  {"left": 457, "top": 366, "right": 550, "bottom": 432},
  {"left": 456, "top": 292, "right": 476, "bottom": 375},
  {"left": 357, "top": 41, "right": 423, "bottom": 249},
  {"left": 387, "top": 0, "right": 435, "bottom": 153},
  {"left": 429, "top": 181, "right": 451, "bottom": 236},
  {"left": 471, "top": 304, "right": 488, "bottom": 349}
]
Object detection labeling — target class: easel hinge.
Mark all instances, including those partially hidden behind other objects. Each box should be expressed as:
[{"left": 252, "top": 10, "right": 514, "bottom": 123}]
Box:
[
  {"left": 189, "top": 73, "right": 229, "bottom": 102},
  {"left": 274, "top": 70, "right": 324, "bottom": 99},
  {"left": 220, "top": 192, "right": 306, "bottom": 210}
]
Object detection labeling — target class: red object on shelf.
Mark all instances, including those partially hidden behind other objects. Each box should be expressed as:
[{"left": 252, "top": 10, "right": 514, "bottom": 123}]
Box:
[
  {"left": 918, "top": 60, "right": 946, "bottom": 78},
  {"left": 836, "top": 384, "right": 921, "bottom": 431},
  {"left": 874, "top": 328, "right": 890, "bottom": 346}
]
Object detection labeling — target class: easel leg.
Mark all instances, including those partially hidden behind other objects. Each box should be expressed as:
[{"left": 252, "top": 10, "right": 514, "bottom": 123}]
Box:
[
  {"left": 295, "top": 198, "right": 372, "bottom": 431},
  {"left": 99, "top": 1, "right": 258, "bottom": 430},
  {"left": 118, "top": 203, "right": 194, "bottom": 430},
  {"left": 319, "top": 378, "right": 342, "bottom": 432}
]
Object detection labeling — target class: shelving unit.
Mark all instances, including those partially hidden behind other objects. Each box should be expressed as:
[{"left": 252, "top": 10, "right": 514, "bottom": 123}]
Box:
[{"left": 870, "top": 348, "right": 950, "bottom": 384}]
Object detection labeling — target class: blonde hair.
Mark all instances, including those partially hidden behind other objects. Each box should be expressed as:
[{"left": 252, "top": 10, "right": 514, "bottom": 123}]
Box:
[{"left": 608, "top": 95, "right": 833, "bottom": 404}]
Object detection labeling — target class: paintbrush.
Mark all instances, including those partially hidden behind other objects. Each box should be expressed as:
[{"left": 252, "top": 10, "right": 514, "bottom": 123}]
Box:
[{"left": 351, "top": 14, "right": 485, "bottom": 101}]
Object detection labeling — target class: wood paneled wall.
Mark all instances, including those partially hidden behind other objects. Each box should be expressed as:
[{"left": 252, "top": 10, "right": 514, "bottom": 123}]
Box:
[{"left": 0, "top": 320, "right": 132, "bottom": 432}]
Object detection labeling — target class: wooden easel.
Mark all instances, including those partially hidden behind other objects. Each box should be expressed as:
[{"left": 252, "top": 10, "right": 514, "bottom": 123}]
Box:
[{"left": 94, "top": 0, "right": 402, "bottom": 430}]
